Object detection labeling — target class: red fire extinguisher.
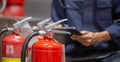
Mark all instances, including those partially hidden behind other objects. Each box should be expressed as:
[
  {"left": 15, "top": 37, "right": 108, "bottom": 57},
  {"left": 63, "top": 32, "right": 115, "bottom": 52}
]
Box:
[
  {"left": 0, "top": 0, "right": 25, "bottom": 16},
  {"left": 24, "top": 18, "right": 52, "bottom": 62},
  {"left": 21, "top": 19, "right": 68, "bottom": 62},
  {"left": 2, "top": 28, "right": 25, "bottom": 62},
  {"left": 1, "top": 17, "right": 32, "bottom": 62},
  {"left": 4, "top": 0, "right": 25, "bottom": 17},
  {"left": 4, "top": 5, "right": 25, "bottom": 17},
  {"left": 21, "top": 30, "right": 63, "bottom": 62}
]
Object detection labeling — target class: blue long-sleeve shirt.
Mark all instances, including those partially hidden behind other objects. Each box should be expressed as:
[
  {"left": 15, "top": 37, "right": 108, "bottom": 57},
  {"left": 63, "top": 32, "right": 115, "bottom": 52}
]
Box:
[{"left": 51, "top": 0, "right": 120, "bottom": 57}]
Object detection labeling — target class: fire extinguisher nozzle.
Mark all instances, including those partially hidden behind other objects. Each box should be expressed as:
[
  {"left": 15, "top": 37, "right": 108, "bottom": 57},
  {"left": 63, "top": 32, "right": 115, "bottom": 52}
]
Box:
[{"left": 0, "top": 27, "right": 8, "bottom": 35}]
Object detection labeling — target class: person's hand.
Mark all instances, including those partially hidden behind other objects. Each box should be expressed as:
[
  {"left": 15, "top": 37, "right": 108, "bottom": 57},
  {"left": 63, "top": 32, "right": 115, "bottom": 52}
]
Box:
[
  {"left": 71, "top": 30, "right": 111, "bottom": 46},
  {"left": 55, "top": 24, "right": 63, "bottom": 28}
]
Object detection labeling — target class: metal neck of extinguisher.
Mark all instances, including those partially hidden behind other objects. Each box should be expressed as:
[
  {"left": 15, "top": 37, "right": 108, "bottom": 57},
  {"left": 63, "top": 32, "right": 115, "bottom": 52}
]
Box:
[
  {"left": 12, "top": 28, "right": 21, "bottom": 35},
  {"left": 21, "top": 18, "right": 68, "bottom": 62},
  {"left": 0, "top": 0, "right": 7, "bottom": 12}
]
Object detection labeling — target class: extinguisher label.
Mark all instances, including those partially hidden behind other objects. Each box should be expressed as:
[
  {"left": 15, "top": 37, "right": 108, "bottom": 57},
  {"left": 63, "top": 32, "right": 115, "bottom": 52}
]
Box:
[
  {"left": 2, "top": 57, "right": 21, "bottom": 62},
  {"left": 6, "top": 45, "right": 14, "bottom": 56}
]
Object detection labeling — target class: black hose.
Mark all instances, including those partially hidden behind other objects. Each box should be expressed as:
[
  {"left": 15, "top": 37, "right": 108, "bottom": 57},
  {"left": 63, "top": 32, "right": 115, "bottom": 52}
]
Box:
[
  {"left": 21, "top": 31, "right": 39, "bottom": 62},
  {"left": 0, "top": 28, "right": 8, "bottom": 35}
]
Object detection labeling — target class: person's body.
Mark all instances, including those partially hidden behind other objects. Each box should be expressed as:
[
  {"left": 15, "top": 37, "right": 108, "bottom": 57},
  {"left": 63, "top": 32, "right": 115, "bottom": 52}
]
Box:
[{"left": 51, "top": 0, "right": 120, "bottom": 62}]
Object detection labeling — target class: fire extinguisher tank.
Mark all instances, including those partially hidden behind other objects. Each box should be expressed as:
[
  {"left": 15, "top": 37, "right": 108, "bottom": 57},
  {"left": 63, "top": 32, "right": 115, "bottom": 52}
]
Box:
[
  {"left": 2, "top": 33, "right": 25, "bottom": 62},
  {"left": 7, "top": 0, "right": 25, "bottom": 6},
  {"left": 32, "top": 36, "right": 63, "bottom": 62}
]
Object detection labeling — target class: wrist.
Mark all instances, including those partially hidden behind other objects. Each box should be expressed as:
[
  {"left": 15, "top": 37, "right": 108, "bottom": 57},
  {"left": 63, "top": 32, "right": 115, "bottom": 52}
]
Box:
[{"left": 96, "top": 31, "right": 111, "bottom": 42}]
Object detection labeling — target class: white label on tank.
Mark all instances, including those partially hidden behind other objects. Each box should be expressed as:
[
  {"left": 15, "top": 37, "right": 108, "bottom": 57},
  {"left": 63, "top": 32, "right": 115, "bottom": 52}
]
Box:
[{"left": 6, "top": 45, "right": 14, "bottom": 55}]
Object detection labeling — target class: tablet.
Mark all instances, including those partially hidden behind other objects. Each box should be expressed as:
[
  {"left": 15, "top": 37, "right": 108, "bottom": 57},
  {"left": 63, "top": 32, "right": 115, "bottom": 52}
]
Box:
[{"left": 54, "top": 27, "right": 82, "bottom": 35}]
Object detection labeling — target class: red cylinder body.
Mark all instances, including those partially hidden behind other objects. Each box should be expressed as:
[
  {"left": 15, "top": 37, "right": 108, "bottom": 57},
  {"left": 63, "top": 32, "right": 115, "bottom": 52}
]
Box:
[
  {"left": 4, "top": 5, "right": 25, "bottom": 17},
  {"left": 32, "top": 36, "right": 63, "bottom": 62},
  {"left": 7, "top": 0, "right": 25, "bottom": 6},
  {"left": 2, "top": 33, "right": 25, "bottom": 62},
  {"left": 0, "top": 0, "right": 2, "bottom": 3},
  {"left": 0, "top": 12, "right": 4, "bottom": 16}
]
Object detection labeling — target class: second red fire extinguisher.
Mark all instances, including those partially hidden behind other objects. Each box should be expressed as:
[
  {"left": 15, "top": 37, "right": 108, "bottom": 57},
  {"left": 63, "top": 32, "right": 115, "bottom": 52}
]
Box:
[{"left": 21, "top": 19, "right": 68, "bottom": 62}]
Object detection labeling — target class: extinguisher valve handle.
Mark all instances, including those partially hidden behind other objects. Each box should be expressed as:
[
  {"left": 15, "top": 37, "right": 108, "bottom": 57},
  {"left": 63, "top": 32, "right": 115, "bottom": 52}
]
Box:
[
  {"left": 13, "top": 17, "right": 32, "bottom": 28},
  {"left": 45, "top": 18, "right": 68, "bottom": 29},
  {"left": 37, "top": 18, "right": 51, "bottom": 27}
]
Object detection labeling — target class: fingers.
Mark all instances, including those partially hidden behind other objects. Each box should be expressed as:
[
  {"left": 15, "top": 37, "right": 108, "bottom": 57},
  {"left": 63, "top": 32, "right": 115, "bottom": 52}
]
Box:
[
  {"left": 80, "top": 30, "right": 90, "bottom": 35},
  {"left": 71, "top": 35, "right": 77, "bottom": 40},
  {"left": 80, "top": 30, "right": 93, "bottom": 39},
  {"left": 71, "top": 31, "right": 93, "bottom": 40},
  {"left": 82, "top": 39, "right": 93, "bottom": 46},
  {"left": 71, "top": 35, "right": 92, "bottom": 46},
  {"left": 71, "top": 30, "right": 95, "bottom": 47},
  {"left": 70, "top": 30, "right": 109, "bottom": 47}
]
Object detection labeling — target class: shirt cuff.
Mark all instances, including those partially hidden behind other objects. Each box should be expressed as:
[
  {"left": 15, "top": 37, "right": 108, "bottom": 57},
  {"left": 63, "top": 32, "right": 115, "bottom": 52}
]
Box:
[{"left": 106, "top": 24, "right": 120, "bottom": 44}]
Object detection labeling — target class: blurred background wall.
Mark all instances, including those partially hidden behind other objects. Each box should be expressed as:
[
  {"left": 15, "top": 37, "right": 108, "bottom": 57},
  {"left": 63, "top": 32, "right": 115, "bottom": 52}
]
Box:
[{"left": 24, "top": 0, "right": 52, "bottom": 19}]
